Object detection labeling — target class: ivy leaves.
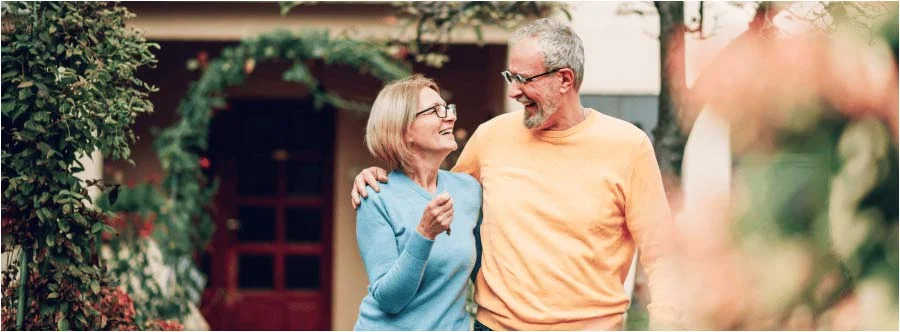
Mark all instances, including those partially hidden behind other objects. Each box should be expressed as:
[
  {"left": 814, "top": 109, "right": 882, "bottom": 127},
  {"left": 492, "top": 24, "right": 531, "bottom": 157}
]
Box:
[{"left": 1, "top": 2, "right": 156, "bottom": 330}]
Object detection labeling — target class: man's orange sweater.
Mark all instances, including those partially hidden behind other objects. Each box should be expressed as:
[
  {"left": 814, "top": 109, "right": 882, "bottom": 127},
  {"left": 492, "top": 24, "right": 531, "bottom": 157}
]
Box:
[{"left": 453, "top": 110, "right": 677, "bottom": 330}]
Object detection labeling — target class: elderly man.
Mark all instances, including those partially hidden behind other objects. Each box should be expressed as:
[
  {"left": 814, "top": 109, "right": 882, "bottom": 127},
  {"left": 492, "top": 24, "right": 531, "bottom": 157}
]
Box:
[{"left": 351, "top": 18, "right": 678, "bottom": 330}]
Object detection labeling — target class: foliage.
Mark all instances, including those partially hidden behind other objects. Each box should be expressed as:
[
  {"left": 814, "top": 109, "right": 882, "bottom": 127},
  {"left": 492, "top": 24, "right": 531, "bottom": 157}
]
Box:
[
  {"left": 784, "top": 1, "right": 898, "bottom": 42},
  {"left": 672, "top": 13, "right": 899, "bottom": 329},
  {"left": 881, "top": 13, "right": 898, "bottom": 59},
  {"left": 618, "top": 1, "right": 896, "bottom": 180},
  {"left": 281, "top": 1, "right": 571, "bottom": 68},
  {"left": 93, "top": 286, "right": 137, "bottom": 330},
  {"left": 144, "top": 318, "right": 184, "bottom": 331},
  {"left": 389, "top": 1, "right": 569, "bottom": 67},
  {"left": 95, "top": 181, "right": 185, "bottom": 326},
  {"left": 0, "top": 1, "right": 157, "bottom": 330},
  {"left": 623, "top": 3, "right": 897, "bottom": 329},
  {"left": 733, "top": 112, "right": 897, "bottom": 325},
  {"left": 89, "top": 284, "right": 179, "bottom": 330}
]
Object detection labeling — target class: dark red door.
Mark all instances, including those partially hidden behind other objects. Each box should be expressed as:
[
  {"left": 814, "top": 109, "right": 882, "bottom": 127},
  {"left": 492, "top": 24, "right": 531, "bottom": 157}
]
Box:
[{"left": 200, "top": 98, "right": 334, "bottom": 330}]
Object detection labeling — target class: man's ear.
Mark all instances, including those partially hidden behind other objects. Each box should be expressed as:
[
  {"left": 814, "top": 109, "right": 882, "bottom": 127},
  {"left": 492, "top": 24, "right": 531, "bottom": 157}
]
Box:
[{"left": 559, "top": 68, "right": 576, "bottom": 93}]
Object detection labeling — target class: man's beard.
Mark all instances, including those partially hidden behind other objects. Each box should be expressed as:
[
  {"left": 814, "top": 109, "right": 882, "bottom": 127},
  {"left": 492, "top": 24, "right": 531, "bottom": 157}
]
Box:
[{"left": 521, "top": 98, "right": 557, "bottom": 129}]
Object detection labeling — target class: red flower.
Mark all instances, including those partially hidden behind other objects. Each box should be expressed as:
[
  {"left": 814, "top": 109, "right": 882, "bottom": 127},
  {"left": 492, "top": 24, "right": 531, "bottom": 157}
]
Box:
[
  {"left": 137, "top": 213, "right": 155, "bottom": 238},
  {"left": 383, "top": 15, "right": 399, "bottom": 26},
  {"left": 94, "top": 287, "right": 139, "bottom": 330},
  {"left": 391, "top": 45, "right": 409, "bottom": 60},
  {"left": 147, "top": 172, "right": 161, "bottom": 185},
  {"left": 197, "top": 51, "right": 209, "bottom": 69},
  {"left": 138, "top": 221, "right": 153, "bottom": 238},
  {"left": 244, "top": 59, "right": 256, "bottom": 74},
  {"left": 109, "top": 214, "right": 125, "bottom": 227},
  {"left": 146, "top": 319, "right": 184, "bottom": 331},
  {"left": 199, "top": 157, "right": 211, "bottom": 169}
]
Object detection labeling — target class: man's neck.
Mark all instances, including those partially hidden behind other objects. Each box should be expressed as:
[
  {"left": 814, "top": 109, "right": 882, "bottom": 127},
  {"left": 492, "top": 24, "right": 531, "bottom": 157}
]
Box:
[{"left": 542, "top": 97, "right": 587, "bottom": 131}]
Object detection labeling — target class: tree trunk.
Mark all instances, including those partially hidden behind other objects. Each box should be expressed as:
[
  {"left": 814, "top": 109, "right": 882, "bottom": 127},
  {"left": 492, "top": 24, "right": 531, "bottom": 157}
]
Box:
[{"left": 653, "top": 1, "right": 688, "bottom": 185}]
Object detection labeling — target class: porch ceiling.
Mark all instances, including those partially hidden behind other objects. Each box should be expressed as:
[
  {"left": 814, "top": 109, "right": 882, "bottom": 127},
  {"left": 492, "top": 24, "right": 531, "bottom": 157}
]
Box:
[{"left": 125, "top": 1, "right": 512, "bottom": 44}]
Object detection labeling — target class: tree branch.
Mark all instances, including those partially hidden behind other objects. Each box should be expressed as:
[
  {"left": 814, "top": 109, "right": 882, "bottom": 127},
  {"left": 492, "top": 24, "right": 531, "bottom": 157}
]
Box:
[
  {"left": 685, "top": 1, "right": 706, "bottom": 38},
  {"left": 616, "top": 1, "right": 657, "bottom": 17}
]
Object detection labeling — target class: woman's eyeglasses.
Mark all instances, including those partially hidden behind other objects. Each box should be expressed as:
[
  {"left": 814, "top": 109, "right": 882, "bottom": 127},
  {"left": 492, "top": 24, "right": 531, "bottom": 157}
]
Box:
[{"left": 415, "top": 104, "right": 457, "bottom": 118}]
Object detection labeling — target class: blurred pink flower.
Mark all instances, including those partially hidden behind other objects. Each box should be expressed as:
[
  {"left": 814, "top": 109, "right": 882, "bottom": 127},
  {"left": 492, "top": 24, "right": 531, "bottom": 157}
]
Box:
[{"left": 687, "top": 31, "right": 897, "bottom": 151}]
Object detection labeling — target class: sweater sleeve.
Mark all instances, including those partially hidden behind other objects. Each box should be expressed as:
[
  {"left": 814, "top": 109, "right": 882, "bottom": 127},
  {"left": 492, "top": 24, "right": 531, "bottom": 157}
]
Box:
[
  {"left": 623, "top": 135, "right": 682, "bottom": 328},
  {"left": 356, "top": 193, "right": 435, "bottom": 314}
]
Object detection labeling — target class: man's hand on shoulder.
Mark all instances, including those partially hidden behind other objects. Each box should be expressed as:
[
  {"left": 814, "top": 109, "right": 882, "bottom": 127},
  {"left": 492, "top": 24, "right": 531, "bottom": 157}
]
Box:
[{"left": 351, "top": 166, "right": 389, "bottom": 209}]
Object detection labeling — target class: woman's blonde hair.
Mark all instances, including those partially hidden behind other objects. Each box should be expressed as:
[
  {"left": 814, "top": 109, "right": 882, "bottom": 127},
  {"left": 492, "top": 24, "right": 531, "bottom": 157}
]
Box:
[{"left": 365, "top": 74, "right": 440, "bottom": 172}]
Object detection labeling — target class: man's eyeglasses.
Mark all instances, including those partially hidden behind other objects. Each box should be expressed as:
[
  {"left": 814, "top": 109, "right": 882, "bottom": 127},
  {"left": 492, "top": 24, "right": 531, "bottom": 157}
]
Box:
[
  {"left": 415, "top": 104, "right": 456, "bottom": 118},
  {"left": 501, "top": 68, "right": 560, "bottom": 85}
]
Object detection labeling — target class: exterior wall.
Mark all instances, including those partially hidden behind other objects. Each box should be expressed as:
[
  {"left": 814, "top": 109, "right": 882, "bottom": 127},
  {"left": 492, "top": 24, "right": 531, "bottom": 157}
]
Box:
[
  {"left": 125, "top": 2, "right": 512, "bottom": 43},
  {"left": 567, "top": 1, "right": 755, "bottom": 136},
  {"left": 581, "top": 94, "right": 659, "bottom": 137},
  {"left": 332, "top": 108, "right": 376, "bottom": 331},
  {"left": 568, "top": 1, "right": 756, "bottom": 96},
  {"left": 568, "top": 2, "right": 661, "bottom": 96}
]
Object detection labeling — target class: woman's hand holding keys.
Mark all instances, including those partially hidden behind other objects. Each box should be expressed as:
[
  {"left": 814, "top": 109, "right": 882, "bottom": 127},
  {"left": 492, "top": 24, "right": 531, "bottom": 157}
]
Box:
[{"left": 416, "top": 192, "right": 454, "bottom": 240}]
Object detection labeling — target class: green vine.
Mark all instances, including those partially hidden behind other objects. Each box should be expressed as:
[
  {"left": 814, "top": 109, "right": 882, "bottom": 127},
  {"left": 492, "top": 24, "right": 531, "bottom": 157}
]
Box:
[
  {"left": 96, "top": 182, "right": 178, "bottom": 327},
  {"left": 1, "top": 2, "right": 157, "bottom": 330}
]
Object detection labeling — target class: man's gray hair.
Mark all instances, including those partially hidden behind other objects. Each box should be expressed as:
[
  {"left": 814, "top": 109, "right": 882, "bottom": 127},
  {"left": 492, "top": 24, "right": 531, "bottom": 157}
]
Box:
[{"left": 511, "top": 18, "right": 585, "bottom": 90}]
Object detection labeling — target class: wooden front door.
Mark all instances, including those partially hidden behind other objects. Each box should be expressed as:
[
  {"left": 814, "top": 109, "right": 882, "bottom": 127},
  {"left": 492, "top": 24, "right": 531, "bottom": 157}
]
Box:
[{"left": 201, "top": 98, "right": 334, "bottom": 330}]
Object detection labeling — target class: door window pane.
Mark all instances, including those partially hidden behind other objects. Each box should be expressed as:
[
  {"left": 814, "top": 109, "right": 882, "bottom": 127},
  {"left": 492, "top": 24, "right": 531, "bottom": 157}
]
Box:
[
  {"left": 286, "top": 208, "right": 322, "bottom": 243},
  {"left": 238, "top": 255, "right": 274, "bottom": 289},
  {"left": 285, "top": 256, "right": 319, "bottom": 290},
  {"left": 237, "top": 206, "right": 275, "bottom": 242},
  {"left": 286, "top": 160, "right": 324, "bottom": 196},
  {"left": 239, "top": 105, "right": 290, "bottom": 152},
  {"left": 287, "top": 105, "right": 332, "bottom": 152},
  {"left": 237, "top": 159, "right": 277, "bottom": 196}
]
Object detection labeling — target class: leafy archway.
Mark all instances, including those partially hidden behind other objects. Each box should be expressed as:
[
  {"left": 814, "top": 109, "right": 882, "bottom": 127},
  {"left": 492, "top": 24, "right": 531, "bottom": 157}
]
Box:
[{"left": 102, "top": 29, "right": 410, "bottom": 324}]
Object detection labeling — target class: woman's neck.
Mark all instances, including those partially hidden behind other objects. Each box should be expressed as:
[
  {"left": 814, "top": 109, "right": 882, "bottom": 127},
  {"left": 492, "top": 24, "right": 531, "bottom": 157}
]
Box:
[{"left": 404, "top": 152, "right": 447, "bottom": 193}]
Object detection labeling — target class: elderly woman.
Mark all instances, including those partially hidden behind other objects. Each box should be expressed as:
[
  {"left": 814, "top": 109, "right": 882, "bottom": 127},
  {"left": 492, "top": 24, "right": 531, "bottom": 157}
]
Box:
[{"left": 354, "top": 74, "right": 482, "bottom": 331}]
